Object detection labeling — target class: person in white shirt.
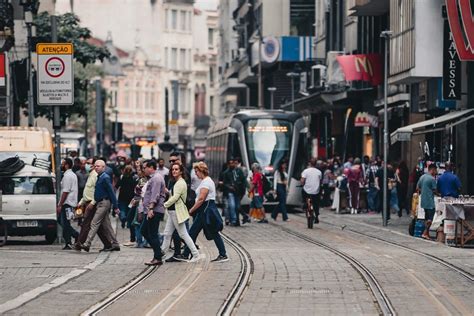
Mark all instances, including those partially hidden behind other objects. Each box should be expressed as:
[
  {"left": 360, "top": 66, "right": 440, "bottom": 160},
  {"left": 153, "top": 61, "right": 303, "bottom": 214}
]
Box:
[
  {"left": 57, "top": 158, "right": 79, "bottom": 249},
  {"left": 301, "top": 158, "right": 323, "bottom": 224},
  {"left": 157, "top": 158, "right": 170, "bottom": 182}
]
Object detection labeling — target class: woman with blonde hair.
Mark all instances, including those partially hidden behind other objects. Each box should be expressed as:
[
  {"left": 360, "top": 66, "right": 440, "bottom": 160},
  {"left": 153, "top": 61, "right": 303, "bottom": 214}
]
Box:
[
  {"left": 181, "top": 162, "right": 228, "bottom": 262},
  {"left": 162, "top": 162, "right": 200, "bottom": 262}
]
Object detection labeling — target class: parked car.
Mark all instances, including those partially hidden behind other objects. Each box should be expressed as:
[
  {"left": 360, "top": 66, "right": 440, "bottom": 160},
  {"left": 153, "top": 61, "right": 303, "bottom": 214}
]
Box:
[{"left": 0, "top": 165, "right": 57, "bottom": 244}]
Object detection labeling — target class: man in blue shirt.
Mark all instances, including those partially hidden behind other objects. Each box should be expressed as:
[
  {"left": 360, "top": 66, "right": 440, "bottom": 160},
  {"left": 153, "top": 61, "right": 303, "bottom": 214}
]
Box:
[
  {"left": 81, "top": 160, "right": 120, "bottom": 252},
  {"left": 417, "top": 164, "right": 438, "bottom": 239},
  {"left": 437, "top": 163, "right": 461, "bottom": 198}
]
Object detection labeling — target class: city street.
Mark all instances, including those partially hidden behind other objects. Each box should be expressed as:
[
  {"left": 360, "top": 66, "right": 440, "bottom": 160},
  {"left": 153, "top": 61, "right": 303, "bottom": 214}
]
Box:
[{"left": 1, "top": 208, "right": 472, "bottom": 315}]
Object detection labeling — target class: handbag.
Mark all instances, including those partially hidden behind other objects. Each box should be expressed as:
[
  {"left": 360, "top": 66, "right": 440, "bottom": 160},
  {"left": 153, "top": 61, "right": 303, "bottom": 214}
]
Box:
[{"left": 74, "top": 205, "right": 84, "bottom": 219}]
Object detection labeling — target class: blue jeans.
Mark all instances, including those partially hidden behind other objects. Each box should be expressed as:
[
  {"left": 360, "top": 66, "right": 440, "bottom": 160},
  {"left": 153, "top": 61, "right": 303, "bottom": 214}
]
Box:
[
  {"left": 183, "top": 202, "right": 226, "bottom": 257},
  {"left": 141, "top": 213, "right": 164, "bottom": 260},
  {"left": 367, "top": 186, "right": 378, "bottom": 212},
  {"left": 227, "top": 193, "right": 238, "bottom": 225},
  {"left": 118, "top": 201, "right": 130, "bottom": 226},
  {"left": 272, "top": 184, "right": 288, "bottom": 220}
]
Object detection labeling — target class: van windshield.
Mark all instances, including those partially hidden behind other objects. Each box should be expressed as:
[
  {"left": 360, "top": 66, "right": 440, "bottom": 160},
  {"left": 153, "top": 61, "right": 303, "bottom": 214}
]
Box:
[
  {"left": 0, "top": 152, "right": 52, "bottom": 167},
  {"left": 0, "top": 177, "right": 54, "bottom": 195}
]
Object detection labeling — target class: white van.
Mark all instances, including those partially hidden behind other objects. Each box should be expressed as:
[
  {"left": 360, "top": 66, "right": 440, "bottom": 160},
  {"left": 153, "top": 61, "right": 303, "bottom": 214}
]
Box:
[{"left": 0, "top": 165, "right": 57, "bottom": 244}]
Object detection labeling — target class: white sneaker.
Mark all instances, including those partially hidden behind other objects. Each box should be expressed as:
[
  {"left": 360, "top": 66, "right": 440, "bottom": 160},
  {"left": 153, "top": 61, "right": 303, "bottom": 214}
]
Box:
[{"left": 188, "top": 254, "right": 202, "bottom": 263}]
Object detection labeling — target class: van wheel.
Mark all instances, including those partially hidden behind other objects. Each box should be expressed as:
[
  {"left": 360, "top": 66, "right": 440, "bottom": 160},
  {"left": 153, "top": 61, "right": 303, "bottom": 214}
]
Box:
[
  {"left": 0, "top": 221, "right": 7, "bottom": 247},
  {"left": 45, "top": 231, "right": 57, "bottom": 245}
]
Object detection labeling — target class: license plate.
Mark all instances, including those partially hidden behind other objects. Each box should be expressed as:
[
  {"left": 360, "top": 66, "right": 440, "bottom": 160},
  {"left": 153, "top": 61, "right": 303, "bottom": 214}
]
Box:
[{"left": 17, "top": 220, "right": 38, "bottom": 227}]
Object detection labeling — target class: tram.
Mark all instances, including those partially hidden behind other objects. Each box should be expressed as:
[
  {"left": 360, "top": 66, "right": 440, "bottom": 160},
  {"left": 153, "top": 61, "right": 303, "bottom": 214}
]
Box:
[{"left": 206, "top": 110, "right": 308, "bottom": 208}]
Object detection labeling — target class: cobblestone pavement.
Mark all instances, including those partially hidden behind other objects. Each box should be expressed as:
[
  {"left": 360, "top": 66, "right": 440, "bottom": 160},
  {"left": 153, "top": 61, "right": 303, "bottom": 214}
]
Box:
[
  {"left": 223, "top": 223, "right": 380, "bottom": 315},
  {"left": 271, "top": 211, "right": 474, "bottom": 315},
  {"left": 2, "top": 209, "right": 473, "bottom": 315},
  {"left": 317, "top": 208, "right": 474, "bottom": 275}
]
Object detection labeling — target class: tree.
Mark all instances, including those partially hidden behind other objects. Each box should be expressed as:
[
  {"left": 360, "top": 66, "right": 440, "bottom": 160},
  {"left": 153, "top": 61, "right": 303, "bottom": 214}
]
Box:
[{"left": 29, "top": 12, "right": 110, "bottom": 122}]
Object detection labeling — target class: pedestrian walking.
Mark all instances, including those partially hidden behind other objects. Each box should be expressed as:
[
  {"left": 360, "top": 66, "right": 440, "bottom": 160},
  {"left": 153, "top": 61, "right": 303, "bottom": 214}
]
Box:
[
  {"left": 272, "top": 161, "right": 289, "bottom": 221},
  {"left": 301, "top": 158, "right": 322, "bottom": 223},
  {"left": 156, "top": 158, "right": 170, "bottom": 184},
  {"left": 417, "top": 163, "right": 438, "bottom": 239},
  {"left": 130, "top": 161, "right": 149, "bottom": 248},
  {"left": 75, "top": 157, "right": 88, "bottom": 201},
  {"left": 80, "top": 160, "right": 121, "bottom": 252},
  {"left": 182, "top": 162, "right": 229, "bottom": 262},
  {"left": 437, "top": 162, "right": 461, "bottom": 198},
  {"left": 74, "top": 157, "right": 113, "bottom": 251},
  {"left": 347, "top": 158, "right": 363, "bottom": 214},
  {"left": 141, "top": 159, "right": 167, "bottom": 266},
  {"left": 249, "top": 163, "right": 268, "bottom": 223},
  {"left": 396, "top": 161, "right": 409, "bottom": 216},
  {"left": 116, "top": 165, "right": 136, "bottom": 229},
  {"left": 57, "top": 158, "right": 79, "bottom": 250},
  {"left": 375, "top": 161, "right": 395, "bottom": 223},
  {"left": 367, "top": 160, "right": 379, "bottom": 213},
  {"left": 161, "top": 162, "right": 200, "bottom": 262}
]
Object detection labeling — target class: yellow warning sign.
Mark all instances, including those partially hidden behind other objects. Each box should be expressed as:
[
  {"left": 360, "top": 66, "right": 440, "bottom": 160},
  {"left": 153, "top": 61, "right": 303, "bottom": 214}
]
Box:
[{"left": 36, "top": 43, "right": 74, "bottom": 55}]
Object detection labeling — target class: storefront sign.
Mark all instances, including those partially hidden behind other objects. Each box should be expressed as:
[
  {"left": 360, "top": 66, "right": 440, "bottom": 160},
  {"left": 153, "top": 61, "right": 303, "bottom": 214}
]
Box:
[
  {"left": 443, "top": 21, "right": 461, "bottom": 100},
  {"left": 36, "top": 43, "right": 74, "bottom": 105},
  {"left": 354, "top": 112, "right": 378, "bottom": 128},
  {"left": 262, "top": 36, "right": 280, "bottom": 64},
  {"left": 336, "top": 54, "right": 382, "bottom": 86},
  {"left": 446, "top": 0, "right": 474, "bottom": 60}
]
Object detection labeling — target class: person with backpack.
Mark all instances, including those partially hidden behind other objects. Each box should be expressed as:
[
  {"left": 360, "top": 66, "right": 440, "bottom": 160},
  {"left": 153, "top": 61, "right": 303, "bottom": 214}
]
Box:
[
  {"left": 301, "top": 158, "right": 322, "bottom": 224},
  {"left": 249, "top": 162, "right": 268, "bottom": 223}
]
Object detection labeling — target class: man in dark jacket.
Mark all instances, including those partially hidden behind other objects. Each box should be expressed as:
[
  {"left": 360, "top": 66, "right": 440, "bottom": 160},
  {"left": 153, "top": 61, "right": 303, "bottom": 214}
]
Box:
[{"left": 223, "top": 158, "right": 248, "bottom": 226}]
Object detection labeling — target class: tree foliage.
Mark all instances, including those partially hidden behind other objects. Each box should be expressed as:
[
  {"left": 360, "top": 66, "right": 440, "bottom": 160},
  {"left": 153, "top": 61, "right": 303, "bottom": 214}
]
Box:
[{"left": 31, "top": 12, "right": 110, "bottom": 121}]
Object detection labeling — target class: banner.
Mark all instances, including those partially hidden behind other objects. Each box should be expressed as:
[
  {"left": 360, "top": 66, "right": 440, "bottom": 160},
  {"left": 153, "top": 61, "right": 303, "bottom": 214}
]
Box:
[
  {"left": 336, "top": 54, "right": 382, "bottom": 86},
  {"left": 0, "top": 53, "right": 5, "bottom": 86}
]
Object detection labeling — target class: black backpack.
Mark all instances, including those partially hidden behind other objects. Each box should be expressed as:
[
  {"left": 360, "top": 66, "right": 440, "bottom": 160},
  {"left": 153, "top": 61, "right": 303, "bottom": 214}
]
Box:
[{"left": 185, "top": 185, "right": 196, "bottom": 210}]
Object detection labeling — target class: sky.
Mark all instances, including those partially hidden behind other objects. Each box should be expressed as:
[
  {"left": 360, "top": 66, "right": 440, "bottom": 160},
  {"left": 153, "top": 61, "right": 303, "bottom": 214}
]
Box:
[{"left": 195, "top": 0, "right": 219, "bottom": 10}]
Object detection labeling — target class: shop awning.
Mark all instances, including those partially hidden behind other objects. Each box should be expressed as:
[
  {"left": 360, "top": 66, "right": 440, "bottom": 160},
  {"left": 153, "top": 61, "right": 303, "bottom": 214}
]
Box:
[{"left": 390, "top": 109, "right": 474, "bottom": 144}]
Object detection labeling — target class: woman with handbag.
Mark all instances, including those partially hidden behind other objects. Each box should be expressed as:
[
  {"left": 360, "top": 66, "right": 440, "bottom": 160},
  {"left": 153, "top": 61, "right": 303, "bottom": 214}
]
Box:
[
  {"left": 181, "top": 162, "right": 229, "bottom": 263},
  {"left": 161, "top": 162, "right": 200, "bottom": 262}
]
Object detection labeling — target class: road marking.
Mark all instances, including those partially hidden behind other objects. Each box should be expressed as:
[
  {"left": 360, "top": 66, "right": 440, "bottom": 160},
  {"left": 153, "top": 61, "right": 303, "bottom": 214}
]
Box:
[
  {"left": 0, "top": 252, "right": 108, "bottom": 314},
  {"left": 64, "top": 290, "right": 101, "bottom": 294}
]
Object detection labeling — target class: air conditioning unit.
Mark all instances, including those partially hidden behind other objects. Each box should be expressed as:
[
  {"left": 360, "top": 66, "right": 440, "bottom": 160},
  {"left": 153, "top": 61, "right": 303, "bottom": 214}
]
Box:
[{"left": 310, "top": 65, "right": 327, "bottom": 89}]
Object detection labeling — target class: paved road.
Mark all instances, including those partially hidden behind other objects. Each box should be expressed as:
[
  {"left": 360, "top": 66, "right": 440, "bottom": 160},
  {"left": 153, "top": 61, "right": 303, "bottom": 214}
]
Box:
[{"left": 1, "top": 210, "right": 473, "bottom": 315}]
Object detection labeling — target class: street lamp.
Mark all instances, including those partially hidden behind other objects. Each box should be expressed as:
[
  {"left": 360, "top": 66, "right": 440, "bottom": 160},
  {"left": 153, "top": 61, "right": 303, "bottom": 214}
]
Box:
[
  {"left": 24, "top": 11, "right": 35, "bottom": 127},
  {"left": 267, "top": 87, "right": 276, "bottom": 110},
  {"left": 381, "top": 30, "right": 393, "bottom": 227},
  {"left": 286, "top": 72, "right": 299, "bottom": 112}
]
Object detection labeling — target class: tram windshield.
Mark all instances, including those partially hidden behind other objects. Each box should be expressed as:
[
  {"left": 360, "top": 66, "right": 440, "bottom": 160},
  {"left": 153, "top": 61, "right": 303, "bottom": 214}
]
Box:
[{"left": 245, "top": 119, "right": 292, "bottom": 173}]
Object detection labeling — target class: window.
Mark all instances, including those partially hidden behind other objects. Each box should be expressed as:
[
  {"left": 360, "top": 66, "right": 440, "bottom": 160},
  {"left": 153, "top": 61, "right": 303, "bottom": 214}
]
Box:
[
  {"left": 165, "top": 9, "right": 169, "bottom": 30},
  {"left": 125, "top": 92, "right": 129, "bottom": 108},
  {"left": 180, "top": 49, "right": 186, "bottom": 70},
  {"left": 179, "top": 87, "right": 188, "bottom": 113},
  {"left": 0, "top": 177, "right": 54, "bottom": 195},
  {"left": 210, "top": 95, "right": 214, "bottom": 117},
  {"left": 209, "top": 66, "right": 214, "bottom": 84},
  {"left": 171, "top": 9, "right": 178, "bottom": 30},
  {"left": 208, "top": 28, "right": 214, "bottom": 47},
  {"left": 164, "top": 47, "right": 169, "bottom": 68},
  {"left": 290, "top": 0, "right": 315, "bottom": 36},
  {"left": 171, "top": 48, "right": 177, "bottom": 69},
  {"left": 188, "top": 12, "right": 192, "bottom": 31},
  {"left": 180, "top": 11, "right": 186, "bottom": 31}
]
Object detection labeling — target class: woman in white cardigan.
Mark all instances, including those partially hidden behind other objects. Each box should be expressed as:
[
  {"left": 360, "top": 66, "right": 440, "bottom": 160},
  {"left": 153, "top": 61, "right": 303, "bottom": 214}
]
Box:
[{"left": 161, "top": 162, "right": 200, "bottom": 262}]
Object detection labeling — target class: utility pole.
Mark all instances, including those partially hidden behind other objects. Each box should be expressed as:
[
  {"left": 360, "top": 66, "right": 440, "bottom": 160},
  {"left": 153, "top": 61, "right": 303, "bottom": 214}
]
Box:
[
  {"left": 381, "top": 30, "right": 393, "bottom": 227},
  {"left": 25, "top": 11, "right": 34, "bottom": 126},
  {"left": 258, "top": 37, "right": 263, "bottom": 109},
  {"left": 286, "top": 72, "right": 298, "bottom": 112},
  {"left": 84, "top": 81, "right": 89, "bottom": 155}
]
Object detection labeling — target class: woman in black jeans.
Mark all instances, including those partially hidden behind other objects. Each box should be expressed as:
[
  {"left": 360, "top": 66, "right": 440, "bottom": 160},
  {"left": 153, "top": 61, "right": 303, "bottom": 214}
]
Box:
[{"left": 272, "top": 162, "right": 289, "bottom": 221}]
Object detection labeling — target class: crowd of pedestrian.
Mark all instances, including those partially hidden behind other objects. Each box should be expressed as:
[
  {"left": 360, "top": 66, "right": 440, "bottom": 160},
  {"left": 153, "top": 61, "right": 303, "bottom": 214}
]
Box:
[{"left": 56, "top": 152, "right": 230, "bottom": 266}]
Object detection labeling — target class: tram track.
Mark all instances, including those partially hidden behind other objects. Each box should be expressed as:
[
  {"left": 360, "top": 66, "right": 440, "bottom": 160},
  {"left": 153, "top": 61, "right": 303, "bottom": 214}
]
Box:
[
  {"left": 81, "top": 231, "right": 253, "bottom": 316},
  {"left": 272, "top": 222, "right": 396, "bottom": 316},
  {"left": 294, "top": 213, "right": 474, "bottom": 283}
]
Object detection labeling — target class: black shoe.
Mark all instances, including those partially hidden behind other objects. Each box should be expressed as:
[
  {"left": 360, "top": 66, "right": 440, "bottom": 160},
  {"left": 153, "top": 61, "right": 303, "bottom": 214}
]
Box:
[
  {"left": 258, "top": 219, "right": 268, "bottom": 224},
  {"left": 80, "top": 244, "right": 90, "bottom": 252},
  {"left": 314, "top": 216, "right": 319, "bottom": 224},
  {"left": 62, "top": 244, "right": 72, "bottom": 250},
  {"left": 211, "top": 255, "right": 229, "bottom": 263},
  {"left": 172, "top": 254, "right": 189, "bottom": 262},
  {"left": 242, "top": 218, "right": 251, "bottom": 224}
]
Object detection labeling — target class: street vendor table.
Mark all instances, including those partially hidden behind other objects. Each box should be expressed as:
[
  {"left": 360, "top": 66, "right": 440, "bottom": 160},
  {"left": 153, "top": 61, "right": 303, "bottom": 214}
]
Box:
[{"left": 433, "top": 201, "right": 474, "bottom": 247}]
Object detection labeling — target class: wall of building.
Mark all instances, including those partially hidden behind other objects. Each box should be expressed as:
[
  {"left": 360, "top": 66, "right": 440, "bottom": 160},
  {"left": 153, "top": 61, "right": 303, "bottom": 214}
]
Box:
[{"left": 261, "top": 0, "right": 290, "bottom": 37}]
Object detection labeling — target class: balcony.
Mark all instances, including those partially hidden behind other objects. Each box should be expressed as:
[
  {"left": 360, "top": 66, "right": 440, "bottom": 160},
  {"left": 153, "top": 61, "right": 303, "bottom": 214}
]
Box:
[{"left": 350, "top": 0, "right": 389, "bottom": 16}]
